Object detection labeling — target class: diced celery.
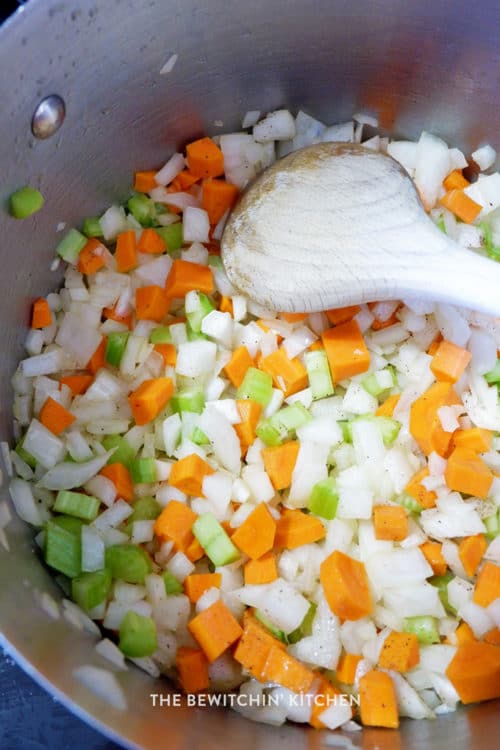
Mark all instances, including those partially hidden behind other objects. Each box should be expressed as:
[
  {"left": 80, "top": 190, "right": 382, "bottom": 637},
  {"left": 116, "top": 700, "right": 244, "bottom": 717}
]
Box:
[
  {"left": 71, "top": 569, "right": 112, "bottom": 611},
  {"left": 129, "top": 457, "right": 157, "bottom": 484},
  {"left": 9, "top": 186, "right": 44, "bottom": 219},
  {"left": 105, "top": 332, "right": 130, "bottom": 367},
  {"left": 155, "top": 223, "right": 183, "bottom": 252},
  {"left": 304, "top": 349, "right": 334, "bottom": 400},
  {"left": 254, "top": 609, "right": 287, "bottom": 642},
  {"left": 403, "top": 615, "right": 440, "bottom": 645},
  {"left": 256, "top": 419, "right": 283, "bottom": 446},
  {"left": 171, "top": 387, "right": 205, "bottom": 415},
  {"left": 191, "top": 426, "right": 210, "bottom": 445},
  {"left": 105, "top": 544, "right": 152, "bottom": 583},
  {"left": 430, "top": 573, "right": 456, "bottom": 615},
  {"left": 287, "top": 602, "right": 317, "bottom": 644},
  {"left": 45, "top": 516, "right": 84, "bottom": 578},
  {"left": 193, "top": 513, "right": 240, "bottom": 566},
  {"left": 54, "top": 490, "right": 100, "bottom": 521},
  {"left": 186, "top": 292, "right": 215, "bottom": 333},
  {"left": 345, "top": 415, "right": 400, "bottom": 446},
  {"left": 102, "top": 435, "right": 136, "bottom": 466},
  {"left": 437, "top": 217, "right": 446, "bottom": 234},
  {"left": 308, "top": 478, "right": 338, "bottom": 520},
  {"left": 274, "top": 403, "right": 311, "bottom": 433},
  {"left": 187, "top": 326, "right": 208, "bottom": 341},
  {"left": 119, "top": 610, "right": 158, "bottom": 657},
  {"left": 149, "top": 326, "right": 172, "bottom": 344},
  {"left": 237, "top": 368, "right": 273, "bottom": 407},
  {"left": 480, "top": 221, "right": 500, "bottom": 261},
  {"left": 395, "top": 493, "right": 423, "bottom": 514},
  {"left": 339, "top": 421, "right": 352, "bottom": 443},
  {"left": 124, "top": 496, "right": 161, "bottom": 533},
  {"left": 127, "top": 193, "right": 156, "bottom": 227},
  {"left": 485, "top": 359, "right": 500, "bottom": 385},
  {"left": 208, "top": 255, "right": 223, "bottom": 270},
  {"left": 15, "top": 437, "right": 37, "bottom": 468},
  {"left": 162, "top": 570, "right": 183, "bottom": 595},
  {"left": 82, "top": 216, "right": 104, "bottom": 238},
  {"left": 55, "top": 228, "right": 87, "bottom": 263},
  {"left": 484, "top": 510, "right": 500, "bottom": 540}
]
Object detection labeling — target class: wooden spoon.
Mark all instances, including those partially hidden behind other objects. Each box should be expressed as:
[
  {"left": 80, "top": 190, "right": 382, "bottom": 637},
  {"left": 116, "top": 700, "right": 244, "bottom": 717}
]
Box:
[{"left": 221, "top": 142, "right": 499, "bottom": 315}]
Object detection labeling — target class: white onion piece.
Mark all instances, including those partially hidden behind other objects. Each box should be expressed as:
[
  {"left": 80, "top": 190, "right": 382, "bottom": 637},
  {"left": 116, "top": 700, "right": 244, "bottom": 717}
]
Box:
[
  {"left": 37, "top": 450, "right": 114, "bottom": 490},
  {"left": 154, "top": 152, "right": 185, "bottom": 186}
]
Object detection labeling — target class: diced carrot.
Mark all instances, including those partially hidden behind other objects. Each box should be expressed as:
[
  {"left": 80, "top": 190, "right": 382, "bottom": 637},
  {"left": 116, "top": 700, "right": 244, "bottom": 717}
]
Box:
[
  {"left": 409, "top": 382, "right": 462, "bottom": 456},
  {"left": 440, "top": 189, "right": 482, "bottom": 224},
  {"left": 280, "top": 312, "right": 309, "bottom": 323},
  {"left": 452, "top": 427, "right": 492, "bottom": 453},
  {"left": 59, "top": 374, "right": 93, "bottom": 396},
  {"left": 231, "top": 503, "right": 276, "bottom": 560},
  {"left": 224, "top": 346, "right": 254, "bottom": 388},
  {"left": 137, "top": 228, "right": 166, "bottom": 255},
  {"left": 185, "top": 536, "right": 205, "bottom": 563},
  {"left": 136, "top": 285, "right": 169, "bottom": 322},
  {"left": 458, "top": 535, "right": 487, "bottom": 577},
  {"left": 485, "top": 628, "right": 500, "bottom": 646},
  {"left": 473, "top": 561, "right": 500, "bottom": 607},
  {"left": 376, "top": 393, "right": 400, "bottom": 417},
  {"left": 309, "top": 677, "right": 348, "bottom": 729},
  {"left": 219, "top": 295, "right": 233, "bottom": 316},
  {"left": 175, "top": 169, "right": 200, "bottom": 191},
  {"left": 275, "top": 509, "right": 326, "bottom": 549},
  {"left": 184, "top": 573, "right": 222, "bottom": 603},
  {"left": 359, "top": 670, "right": 399, "bottom": 728},
  {"left": 234, "top": 616, "right": 285, "bottom": 680},
  {"left": 244, "top": 552, "right": 278, "bottom": 585},
  {"left": 201, "top": 178, "right": 239, "bottom": 225},
  {"left": 325, "top": 306, "right": 361, "bottom": 326},
  {"left": 31, "top": 298, "right": 52, "bottom": 329},
  {"left": 369, "top": 302, "right": 402, "bottom": 331},
  {"left": 100, "top": 463, "right": 133, "bottom": 502},
  {"left": 451, "top": 622, "right": 476, "bottom": 646},
  {"left": 336, "top": 653, "right": 362, "bottom": 685},
  {"left": 134, "top": 170, "right": 157, "bottom": 193},
  {"left": 446, "top": 641, "right": 500, "bottom": 703},
  {"left": 445, "top": 448, "right": 493, "bottom": 498},
  {"left": 154, "top": 343, "right": 177, "bottom": 366},
  {"left": 443, "top": 169, "right": 470, "bottom": 191},
  {"left": 378, "top": 631, "right": 419, "bottom": 672},
  {"left": 321, "top": 320, "right": 370, "bottom": 383},
  {"left": 373, "top": 505, "right": 408, "bottom": 541},
  {"left": 87, "top": 336, "right": 107, "bottom": 375},
  {"left": 261, "top": 441, "right": 300, "bottom": 491},
  {"left": 39, "top": 397, "right": 76, "bottom": 436},
  {"left": 115, "top": 230, "right": 138, "bottom": 273},
  {"left": 77, "top": 238, "right": 106, "bottom": 275},
  {"left": 169, "top": 454, "right": 215, "bottom": 496},
  {"left": 128, "top": 377, "right": 174, "bottom": 425},
  {"left": 405, "top": 468, "right": 437, "bottom": 509},
  {"left": 261, "top": 645, "right": 315, "bottom": 693},
  {"left": 427, "top": 338, "right": 442, "bottom": 357},
  {"left": 165, "top": 259, "right": 214, "bottom": 300},
  {"left": 260, "top": 347, "right": 308, "bottom": 397},
  {"left": 154, "top": 499, "right": 197, "bottom": 548},
  {"left": 234, "top": 399, "right": 262, "bottom": 451},
  {"left": 420, "top": 541, "right": 447, "bottom": 576},
  {"left": 320, "top": 550, "right": 372, "bottom": 621},
  {"left": 188, "top": 599, "right": 243, "bottom": 662},
  {"left": 176, "top": 647, "right": 210, "bottom": 693},
  {"left": 430, "top": 339, "right": 472, "bottom": 383},
  {"left": 186, "top": 137, "right": 225, "bottom": 179},
  {"left": 308, "top": 340, "right": 323, "bottom": 352}
]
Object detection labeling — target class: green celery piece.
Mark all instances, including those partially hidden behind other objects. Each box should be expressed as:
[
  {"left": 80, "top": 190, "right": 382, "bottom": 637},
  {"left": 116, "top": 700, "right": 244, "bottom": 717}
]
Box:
[
  {"left": 171, "top": 387, "right": 205, "bottom": 415},
  {"left": 403, "top": 616, "right": 440, "bottom": 645},
  {"left": 395, "top": 493, "right": 423, "bottom": 514},
  {"left": 72, "top": 569, "right": 112, "bottom": 611},
  {"left": 82, "top": 217, "right": 104, "bottom": 238},
  {"left": 361, "top": 372, "right": 387, "bottom": 398},
  {"left": 237, "top": 367, "right": 273, "bottom": 407},
  {"left": 54, "top": 490, "right": 100, "bottom": 521},
  {"left": 208, "top": 255, "right": 223, "bottom": 270},
  {"left": 105, "top": 544, "right": 152, "bottom": 583},
  {"left": 149, "top": 325, "right": 172, "bottom": 344},
  {"left": 191, "top": 426, "right": 210, "bottom": 445},
  {"left": 274, "top": 403, "right": 311, "bottom": 433},
  {"left": 193, "top": 513, "right": 240, "bottom": 566},
  {"left": 119, "top": 611, "right": 158, "bottom": 657},
  {"left": 15, "top": 437, "right": 37, "bottom": 468},
  {"left": 155, "top": 223, "right": 183, "bottom": 252},
  {"left": 45, "top": 516, "right": 84, "bottom": 578},
  {"left": 187, "top": 326, "right": 208, "bottom": 341},
  {"left": 287, "top": 602, "right": 317, "bottom": 644},
  {"left": 256, "top": 419, "right": 283, "bottom": 446},
  {"left": 339, "top": 421, "right": 352, "bottom": 443},
  {"left": 55, "top": 228, "right": 87, "bottom": 263},
  {"left": 485, "top": 358, "right": 500, "bottom": 385},
  {"left": 105, "top": 332, "right": 130, "bottom": 367},
  {"left": 9, "top": 186, "right": 44, "bottom": 219},
  {"left": 129, "top": 457, "right": 157, "bottom": 484},
  {"left": 186, "top": 292, "right": 215, "bottom": 333},
  {"left": 127, "top": 193, "right": 156, "bottom": 227},
  {"left": 304, "top": 349, "right": 334, "bottom": 400},
  {"left": 162, "top": 570, "right": 184, "bottom": 595},
  {"left": 437, "top": 217, "right": 446, "bottom": 234},
  {"left": 480, "top": 221, "right": 500, "bottom": 260},
  {"left": 430, "top": 573, "right": 456, "bottom": 615},
  {"left": 484, "top": 510, "right": 500, "bottom": 540},
  {"left": 124, "top": 496, "right": 161, "bottom": 533},
  {"left": 102, "top": 435, "right": 136, "bottom": 466},
  {"left": 309, "top": 478, "right": 338, "bottom": 520},
  {"left": 254, "top": 610, "right": 287, "bottom": 642},
  {"left": 346, "top": 415, "right": 401, "bottom": 446}
]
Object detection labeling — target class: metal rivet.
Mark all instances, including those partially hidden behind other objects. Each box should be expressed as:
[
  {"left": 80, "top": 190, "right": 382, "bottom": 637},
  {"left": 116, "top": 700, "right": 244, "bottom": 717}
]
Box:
[{"left": 31, "top": 94, "right": 66, "bottom": 139}]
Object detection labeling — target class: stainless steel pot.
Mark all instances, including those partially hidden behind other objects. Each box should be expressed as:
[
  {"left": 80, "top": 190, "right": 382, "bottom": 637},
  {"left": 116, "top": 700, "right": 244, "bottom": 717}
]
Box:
[{"left": 0, "top": 1, "right": 499, "bottom": 748}]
